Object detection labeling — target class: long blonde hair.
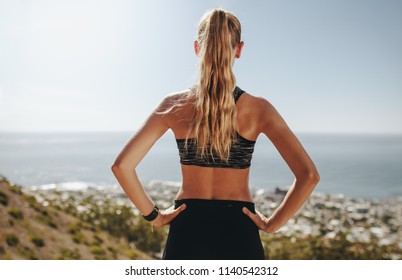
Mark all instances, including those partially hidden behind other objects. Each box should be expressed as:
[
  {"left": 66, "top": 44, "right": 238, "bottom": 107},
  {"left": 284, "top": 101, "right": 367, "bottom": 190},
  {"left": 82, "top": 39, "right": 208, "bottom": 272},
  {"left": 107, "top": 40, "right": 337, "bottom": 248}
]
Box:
[{"left": 185, "top": 8, "right": 242, "bottom": 163}]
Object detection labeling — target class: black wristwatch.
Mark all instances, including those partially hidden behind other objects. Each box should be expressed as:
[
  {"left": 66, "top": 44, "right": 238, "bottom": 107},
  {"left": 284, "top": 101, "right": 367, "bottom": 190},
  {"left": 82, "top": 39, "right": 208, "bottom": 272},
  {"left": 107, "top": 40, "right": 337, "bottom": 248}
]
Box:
[{"left": 141, "top": 205, "right": 159, "bottom": 221}]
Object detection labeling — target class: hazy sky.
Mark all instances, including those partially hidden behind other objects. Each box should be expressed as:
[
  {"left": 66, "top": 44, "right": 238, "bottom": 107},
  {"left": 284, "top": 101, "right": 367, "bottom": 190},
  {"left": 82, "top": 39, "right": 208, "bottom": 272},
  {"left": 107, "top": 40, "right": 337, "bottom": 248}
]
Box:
[{"left": 0, "top": 0, "right": 401, "bottom": 134}]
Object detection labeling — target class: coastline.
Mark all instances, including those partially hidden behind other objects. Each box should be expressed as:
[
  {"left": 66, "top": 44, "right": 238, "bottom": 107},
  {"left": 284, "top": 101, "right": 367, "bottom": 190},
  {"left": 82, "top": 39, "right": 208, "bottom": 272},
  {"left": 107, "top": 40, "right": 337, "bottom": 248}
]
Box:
[{"left": 3, "top": 175, "right": 400, "bottom": 259}]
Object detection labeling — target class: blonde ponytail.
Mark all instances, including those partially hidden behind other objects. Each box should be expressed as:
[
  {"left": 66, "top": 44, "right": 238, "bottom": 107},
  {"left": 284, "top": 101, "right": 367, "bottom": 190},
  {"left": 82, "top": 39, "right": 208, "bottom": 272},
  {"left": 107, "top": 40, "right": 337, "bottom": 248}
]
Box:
[{"left": 185, "top": 8, "right": 242, "bottom": 163}]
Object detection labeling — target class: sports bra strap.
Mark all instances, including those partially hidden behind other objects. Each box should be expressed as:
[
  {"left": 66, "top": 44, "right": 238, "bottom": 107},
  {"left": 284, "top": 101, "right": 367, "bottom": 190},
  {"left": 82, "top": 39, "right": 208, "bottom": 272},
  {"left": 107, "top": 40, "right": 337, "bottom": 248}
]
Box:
[{"left": 233, "top": 86, "right": 245, "bottom": 103}]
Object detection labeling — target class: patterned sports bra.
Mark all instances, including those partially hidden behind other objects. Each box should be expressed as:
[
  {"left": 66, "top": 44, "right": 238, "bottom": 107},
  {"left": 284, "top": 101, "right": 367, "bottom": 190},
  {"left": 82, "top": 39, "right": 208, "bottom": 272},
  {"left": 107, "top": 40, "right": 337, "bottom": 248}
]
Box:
[{"left": 175, "top": 86, "right": 256, "bottom": 169}]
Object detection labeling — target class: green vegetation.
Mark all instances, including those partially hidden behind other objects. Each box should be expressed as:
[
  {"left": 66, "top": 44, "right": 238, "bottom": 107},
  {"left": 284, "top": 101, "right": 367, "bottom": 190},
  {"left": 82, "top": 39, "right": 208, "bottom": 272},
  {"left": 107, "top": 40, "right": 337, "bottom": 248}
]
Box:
[
  {"left": 90, "top": 245, "right": 107, "bottom": 259},
  {"left": 56, "top": 247, "right": 81, "bottom": 260},
  {"left": 30, "top": 235, "right": 45, "bottom": 247},
  {"left": 25, "top": 194, "right": 42, "bottom": 212},
  {"left": 107, "top": 246, "right": 117, "bottom": 259},
  {"left": 0, "top": 190, "right": 9, "bottom": 206},
  {"left": 126, "top": 250, "right": 139, "bottom": 260},
  {"left": 0, "top": 246, "right": 5, "bottom": 255},
  {"left": 36, "top": 211, "right": 58, "bottom": 228},
  {"left": 60, "top": 196, "right": 166, "bottom": 257},
  {"left": 8, "top": 183, "right": 23, "bottom": 195},
  {"left": 261, "top": 232, "right": 402, "bottom": 260},
  {"left": 5, "top": 234, "right": 19, "bottom": 247},
  {"left": 71, "top": 232, "right": 87, "bottom": 244},
  {"left": 130, "top": 217, "right": 165, "bottom": 255},
  {"left": 17, "top": 246, "right": 37, "bottom": 260},
  {"left": 67, "top": 222, "right": 81, "bottom": 234},
  {"left": 92, "top": 234, "right": 104, "bottom": 246},
  {"left": 67, "top": 222, "right": 88, "bottom": 244},
  {"left": 8, "top": 208, "right": 24, "bottom": 220}
]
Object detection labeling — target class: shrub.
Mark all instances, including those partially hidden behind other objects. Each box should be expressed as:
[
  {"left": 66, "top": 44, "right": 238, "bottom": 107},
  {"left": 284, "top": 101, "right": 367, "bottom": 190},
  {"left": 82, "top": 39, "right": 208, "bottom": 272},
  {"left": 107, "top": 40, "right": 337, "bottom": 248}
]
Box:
[
  {"left": 8, "top": 208, "right": 24, "bottom": 220},
  {"left": 92, "top": 234, "right": 104, "bottom": 245},
  {"left": 36, "top": 213, "right": 57, "bottom": 229},
  {"left": 127, "top": 250, "right": 138, "bottom": 260},
  {"left": 0, "top": 245, "right": 5, "bottom": 255},
  {"left": 47, "top": 219, "right": 57, "bottom": 228},
  {"left": 0, "top": 190, "right": 9, "bottom": 206},
  {"left": 90, "top": 245, "right": 105, "bottom": 255},
  {"left": 90, "top": 245, "right": 107, "bottom": 260},
  {"left": 5, "top": 234, "right": 19, "bottom": 246},
  {"left": 9, "top": 184, "right": 22, "bottom": 195},
  {"left": 56, "top": 247, "right": 81, "bottom": 260},
  {"left": 25, "top": 195, "right": 41, "bottom": 212},
  {"left": 71, "top": 232, "right": 86, "bottom": 244},
  {"left": 130, "top": 217, "right": 165, "bottom": 256},
  {"left": 17, "top": 246, "right": 37, "bottom": 260},
  {"left": 68, "top": 222, "right": 81, "bottom": 234},
  {"left": 107, "top": 246, "right": 117, "bottom": 259},
  {"left": 30, "top": 236, "right": 45, "bottom": 247}
]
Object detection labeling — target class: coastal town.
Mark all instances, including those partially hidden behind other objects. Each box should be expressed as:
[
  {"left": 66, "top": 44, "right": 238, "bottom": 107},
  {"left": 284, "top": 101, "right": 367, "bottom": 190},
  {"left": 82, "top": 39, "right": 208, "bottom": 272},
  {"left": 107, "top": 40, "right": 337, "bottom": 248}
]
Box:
[{"left": 23, "top": 178, "right": 402, "bottom": 260}]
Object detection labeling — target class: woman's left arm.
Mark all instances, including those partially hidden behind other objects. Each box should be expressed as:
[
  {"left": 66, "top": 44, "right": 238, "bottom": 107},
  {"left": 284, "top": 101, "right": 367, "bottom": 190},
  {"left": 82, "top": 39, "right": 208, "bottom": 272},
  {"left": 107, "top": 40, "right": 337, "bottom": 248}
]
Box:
[
  {"left": 242, "top": 97, "right": 320, "bottom": 233},
  {"left": 111, "top": 96, "right": 186, "bottom": 227}
]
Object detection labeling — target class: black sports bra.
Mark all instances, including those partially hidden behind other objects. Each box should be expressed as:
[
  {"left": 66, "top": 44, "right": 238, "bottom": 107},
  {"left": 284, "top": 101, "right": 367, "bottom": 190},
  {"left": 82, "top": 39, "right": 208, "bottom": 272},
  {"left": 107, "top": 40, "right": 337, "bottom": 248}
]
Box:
[{"left": 175, "top": 86, "right": 256, "bottom": 169}]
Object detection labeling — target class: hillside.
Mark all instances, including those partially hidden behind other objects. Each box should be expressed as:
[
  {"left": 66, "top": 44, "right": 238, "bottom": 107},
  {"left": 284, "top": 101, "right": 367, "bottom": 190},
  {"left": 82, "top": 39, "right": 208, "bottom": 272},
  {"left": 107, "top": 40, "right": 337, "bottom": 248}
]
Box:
[
  {"left": 1, "top": 174, "right": 401, "bottom": 260},
  {"left": 0, "top": 176, "right": 153, "bottom": 260}
]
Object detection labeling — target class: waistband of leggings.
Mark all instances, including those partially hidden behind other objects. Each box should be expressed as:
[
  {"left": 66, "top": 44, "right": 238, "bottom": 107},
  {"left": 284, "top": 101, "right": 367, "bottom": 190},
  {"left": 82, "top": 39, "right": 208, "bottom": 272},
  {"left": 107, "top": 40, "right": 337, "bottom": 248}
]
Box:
[{"left": 174, "top": 198, "right": 255, "bottom": 211}]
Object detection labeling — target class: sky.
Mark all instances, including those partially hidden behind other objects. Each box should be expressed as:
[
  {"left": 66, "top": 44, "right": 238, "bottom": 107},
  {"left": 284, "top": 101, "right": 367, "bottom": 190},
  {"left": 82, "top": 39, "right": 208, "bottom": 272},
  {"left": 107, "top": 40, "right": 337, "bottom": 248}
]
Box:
[{"left": 0, "top": 0, "right": 401, "bottom": 134}]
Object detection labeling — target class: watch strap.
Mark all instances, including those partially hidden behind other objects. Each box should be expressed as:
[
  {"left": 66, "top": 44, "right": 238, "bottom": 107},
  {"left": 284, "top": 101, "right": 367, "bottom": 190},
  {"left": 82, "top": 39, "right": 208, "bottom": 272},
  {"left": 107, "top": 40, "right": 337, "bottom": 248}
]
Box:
[{"left": 141, "top": 205, "right": 159, "bottom": 221}]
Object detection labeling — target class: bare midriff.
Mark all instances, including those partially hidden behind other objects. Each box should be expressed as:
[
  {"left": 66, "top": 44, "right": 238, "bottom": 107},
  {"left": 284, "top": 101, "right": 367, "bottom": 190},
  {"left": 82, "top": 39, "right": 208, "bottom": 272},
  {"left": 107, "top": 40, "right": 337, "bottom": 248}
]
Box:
[{"left": 175, "top": 164, "right": 254, "bottom": 202}]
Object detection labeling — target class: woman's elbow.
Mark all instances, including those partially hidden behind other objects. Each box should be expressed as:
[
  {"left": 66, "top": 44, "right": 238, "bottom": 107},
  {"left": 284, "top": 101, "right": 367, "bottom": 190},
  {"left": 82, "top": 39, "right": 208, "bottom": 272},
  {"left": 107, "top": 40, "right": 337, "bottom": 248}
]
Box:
[
  {"left": 309, "top": 170, "right": 320, "bottom": 185},
  {"left": 111, "top": 163, "right": 119, "bottom": 173},
  {"left": 298, "top": 169, "right": 320, "bottom": 186},
  {"left": 111, "top": 160, "right": 130, "bottom": 173}
]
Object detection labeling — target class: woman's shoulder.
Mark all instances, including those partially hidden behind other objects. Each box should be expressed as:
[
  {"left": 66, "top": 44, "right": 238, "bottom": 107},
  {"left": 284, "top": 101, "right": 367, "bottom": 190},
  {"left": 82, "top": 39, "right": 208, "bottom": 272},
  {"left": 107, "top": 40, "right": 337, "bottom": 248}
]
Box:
[
  {"left": 240, "top": 90, "right": 276, "bottom": 114},
  {"left": 239, "top": 90, "right": 281, "bottom": 133},
  {"left": 153, "top": 88, "right": 194, "bottom": 117},
  {"left": 164, "top": 88, "right": 195, "bottom": 103}
]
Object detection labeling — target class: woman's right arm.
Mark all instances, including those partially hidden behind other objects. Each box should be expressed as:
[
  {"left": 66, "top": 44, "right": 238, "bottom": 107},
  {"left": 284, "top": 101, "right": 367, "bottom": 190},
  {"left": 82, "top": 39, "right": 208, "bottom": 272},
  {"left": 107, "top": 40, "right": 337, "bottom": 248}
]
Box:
[
  {"left": 242, "top": 97, "right": 320, "bottom": 233},
  {"left": 111, "top": 95, "right": 186, "bottom": 227}
]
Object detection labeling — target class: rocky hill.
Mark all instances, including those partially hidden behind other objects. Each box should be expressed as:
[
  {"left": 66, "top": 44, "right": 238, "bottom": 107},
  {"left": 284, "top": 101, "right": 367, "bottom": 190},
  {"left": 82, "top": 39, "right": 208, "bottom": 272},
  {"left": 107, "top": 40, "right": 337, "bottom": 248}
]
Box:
[
  {"left": 2, "top": 174, "right": 401, "bottom": 260},
  {"left": 0, "top": 176, "right": 153, "bottom": 260}
]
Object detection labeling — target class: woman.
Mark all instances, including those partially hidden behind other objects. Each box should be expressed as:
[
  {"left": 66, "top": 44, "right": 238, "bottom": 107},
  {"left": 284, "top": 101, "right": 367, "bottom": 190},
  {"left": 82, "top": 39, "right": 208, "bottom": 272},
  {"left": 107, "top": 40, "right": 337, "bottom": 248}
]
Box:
[{"left": 111, "top": 8, "right": 319, "bottom": 260}]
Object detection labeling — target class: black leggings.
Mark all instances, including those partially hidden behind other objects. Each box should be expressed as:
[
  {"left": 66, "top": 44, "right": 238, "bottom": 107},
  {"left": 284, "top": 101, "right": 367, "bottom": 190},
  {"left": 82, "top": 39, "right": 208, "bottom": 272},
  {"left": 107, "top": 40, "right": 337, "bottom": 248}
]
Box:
[{"left": 162, "top": 198, "right": 265, "bottom": 260}]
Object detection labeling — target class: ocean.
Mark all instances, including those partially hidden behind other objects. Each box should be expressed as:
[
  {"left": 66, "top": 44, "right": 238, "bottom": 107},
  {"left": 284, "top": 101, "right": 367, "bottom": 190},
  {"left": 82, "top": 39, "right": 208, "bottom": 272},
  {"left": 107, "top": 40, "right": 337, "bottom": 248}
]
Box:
[{"left": 0, "top": 131, "right": 401, "bottom": 199}]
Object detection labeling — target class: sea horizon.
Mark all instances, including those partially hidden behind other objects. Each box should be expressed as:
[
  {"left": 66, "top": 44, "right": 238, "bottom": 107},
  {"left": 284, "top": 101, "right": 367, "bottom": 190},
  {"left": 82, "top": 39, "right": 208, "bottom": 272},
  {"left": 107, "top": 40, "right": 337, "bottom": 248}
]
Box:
[{"left": 1, "top": 131, "right": 401, "bottom": 200}]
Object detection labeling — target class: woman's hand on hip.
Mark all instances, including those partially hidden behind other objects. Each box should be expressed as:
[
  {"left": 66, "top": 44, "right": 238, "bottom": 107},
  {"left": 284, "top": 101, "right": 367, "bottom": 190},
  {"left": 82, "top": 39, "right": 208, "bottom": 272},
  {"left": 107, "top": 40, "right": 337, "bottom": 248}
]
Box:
[
  {"left": 151, "top": 204, "right": 187, "bottom": 228},
  {"left": 242, "top": 207, "right": 276, "bottom": 233}
]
